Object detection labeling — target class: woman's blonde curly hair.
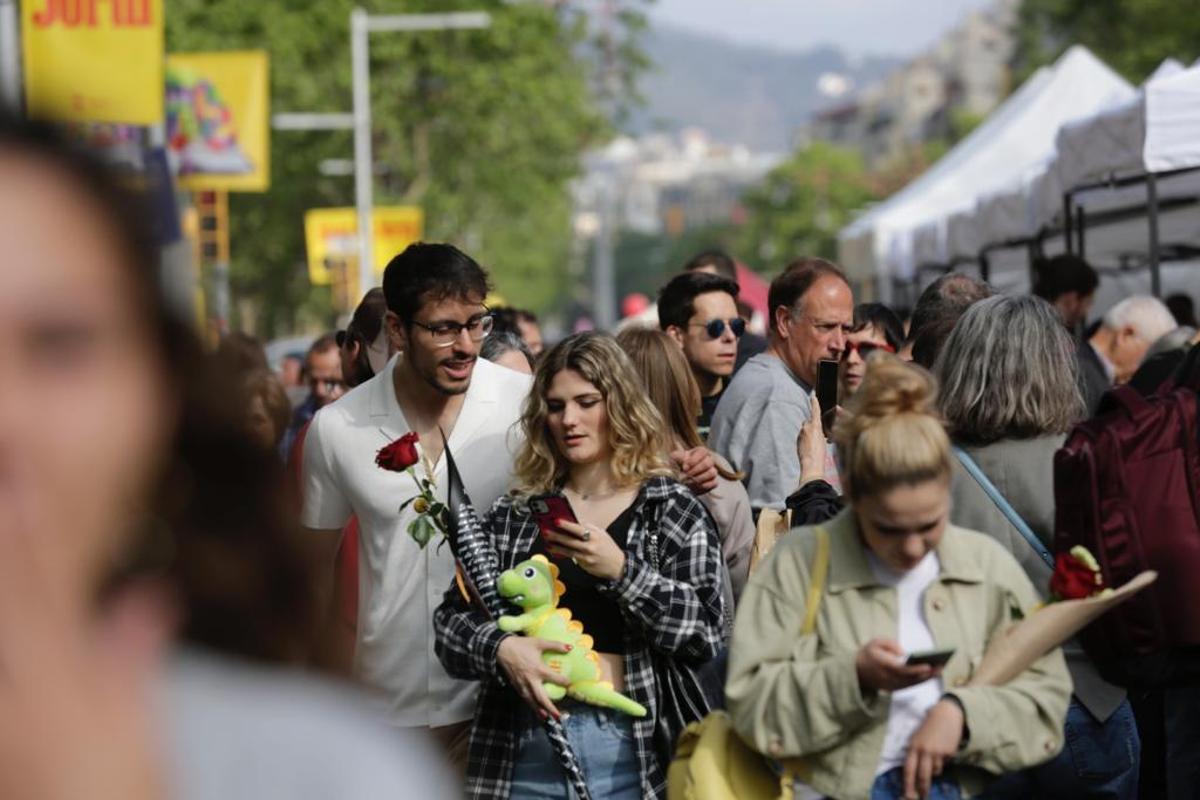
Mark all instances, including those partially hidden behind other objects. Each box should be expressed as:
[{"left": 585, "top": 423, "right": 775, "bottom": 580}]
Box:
[{"left": 512, "top": 332, "right": 675, "bottom": 496}]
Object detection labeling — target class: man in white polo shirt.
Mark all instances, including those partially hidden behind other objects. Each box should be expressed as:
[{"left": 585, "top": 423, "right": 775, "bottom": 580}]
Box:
[{"left": 301, "top": 243, "right": 531, "bottom": 767}]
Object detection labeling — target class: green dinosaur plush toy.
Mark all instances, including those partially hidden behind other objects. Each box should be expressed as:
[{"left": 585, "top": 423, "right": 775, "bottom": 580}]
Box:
[{"left": 497, "top": 555, "right": 647, "bottom": 718}]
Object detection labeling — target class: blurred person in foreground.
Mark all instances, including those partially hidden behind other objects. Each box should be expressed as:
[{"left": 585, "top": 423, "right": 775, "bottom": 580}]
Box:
[
  {"left": 434, "top": 332, "right": 725, "bottom": 799},
  {"left": 726, "top": 356, "right": 1071, "bottom": 800},
  {"left": 0, "top": 114, "right": 453, "bottom": 799},
  {"left": 1076, "top": 295, "right": 1176, "bottom": 415},
  {"left": 301, "top": 243, "right": 530, "bottom": 768},
  {"left": 785, "top": 302, "right": 905, "bottom": 525},
  {"left": 657, "top": 271, "right": 743, "bottom": 440},
  {"left": 481, "top": 330, "right": 535, "bottom": 374},
  {"left": 617, "top": 327, "right": 754, "bottom": 604},
  {"left": 1032, "top": 254, "right": 1099, "bottom": 334},
  {"left": 903, "top": 273, "right": 994, "bottom": 368},
  {"left": 683, "top": 249, "right": 767, "bottom": 370},
  {"left": 708, "top": 257, "right": 853, "bottom": 513},
  {"left": 280, "top": 333, "right": 346, "bottom": 461},
  {"left": 936, "top": 296, "right": 1139, "bottom": 800}
]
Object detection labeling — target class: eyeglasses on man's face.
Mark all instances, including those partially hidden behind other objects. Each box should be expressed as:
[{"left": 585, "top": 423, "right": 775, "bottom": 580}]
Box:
[
  {"left": 689, "top": 317, "right": 745, "bottom": 340},
  {"left": 410, "top": 310, "right": 494, "bottom": 349},
  {"left": 841, "top": 340, "right": 895, "bottom": 360}
]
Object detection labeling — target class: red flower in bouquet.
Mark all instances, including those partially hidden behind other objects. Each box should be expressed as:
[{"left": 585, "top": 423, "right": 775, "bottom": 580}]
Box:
[
  {"left": 1050, "top": 547, "right": 1106, "bottom": 601},
  {"left": 377, "top": 432, "right": 420, "bottom": 471}
]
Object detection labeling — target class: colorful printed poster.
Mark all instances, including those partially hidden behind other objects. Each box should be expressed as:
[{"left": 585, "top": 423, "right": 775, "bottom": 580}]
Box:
[
  {"left": 304, "top": 207, "right": 425, "bottom": 286},
  {"left": 22, "top": 0, "right": 164, "bottom": 124},
  {"left": 167, "top": 51, "right": 270, "bottom": 192}
]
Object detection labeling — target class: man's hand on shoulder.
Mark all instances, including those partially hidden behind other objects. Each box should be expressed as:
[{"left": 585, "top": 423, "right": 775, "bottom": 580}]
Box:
[{"left": 671, "top": 447, "right": 719, "bottom": 496}]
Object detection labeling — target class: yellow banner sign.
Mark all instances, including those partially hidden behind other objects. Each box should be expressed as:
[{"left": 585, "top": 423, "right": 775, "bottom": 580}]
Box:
[
  {"left": 304, "top": 207, "right": 425, "bottom": 287},
  {"left": 22, "top": 0, "right": 164, "bottom": 124},
  {"left": 168, "top": 51, "right": 270, "bottom": 192}
]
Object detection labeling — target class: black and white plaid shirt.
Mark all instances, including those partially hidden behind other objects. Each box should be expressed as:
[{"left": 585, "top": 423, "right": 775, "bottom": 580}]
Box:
[{"left": 434, "top": 476, "right": 726, "bottom": 799}]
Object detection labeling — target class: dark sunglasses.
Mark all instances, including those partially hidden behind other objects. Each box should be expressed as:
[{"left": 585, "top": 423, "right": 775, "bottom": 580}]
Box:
[
  {"left": 690, "top": 317, "right": 745, "bottom": 340},
  {"left": 841, "top": 340, "right": 895, "bottom": 360}
]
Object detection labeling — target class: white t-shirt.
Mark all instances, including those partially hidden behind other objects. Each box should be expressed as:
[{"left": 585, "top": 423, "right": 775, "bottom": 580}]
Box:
[
  {"left": 868, "top": 550, "right": 944, "bottom": 774},
  {"left": 301, "top": 355, "right": 531, "bottom": 727}
]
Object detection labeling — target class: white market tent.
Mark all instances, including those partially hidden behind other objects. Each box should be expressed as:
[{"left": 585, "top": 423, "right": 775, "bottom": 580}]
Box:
[
  {"left": 837, "top": 46, "right": 1135, "bottom": 301},
  {"left": 943, "top": 58, "right": 1187, "bottom": 262},
  {"left": 963, "top": 57, "right": 1200, "bottom": 302}
]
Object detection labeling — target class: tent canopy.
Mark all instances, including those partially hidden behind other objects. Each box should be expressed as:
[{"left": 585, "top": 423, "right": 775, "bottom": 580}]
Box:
[{"left": 838, "top": 46, "right": 1134, "bottom": 285}]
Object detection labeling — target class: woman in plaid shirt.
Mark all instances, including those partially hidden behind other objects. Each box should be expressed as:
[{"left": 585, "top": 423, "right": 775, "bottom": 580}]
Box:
[{"left": 435, "top": 332, "right": 727, "bottom": 798}]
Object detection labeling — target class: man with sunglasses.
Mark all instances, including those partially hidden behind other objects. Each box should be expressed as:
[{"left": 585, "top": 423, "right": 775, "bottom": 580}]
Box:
[
  {"left": 658, "top": 271, "right": 745, "bottom": 440},
  {"left": 300, "top": 243, "right": 531, "bottom": 769},
  {"left": 709, "top": 257, "right": 853, "bottom": 514}
]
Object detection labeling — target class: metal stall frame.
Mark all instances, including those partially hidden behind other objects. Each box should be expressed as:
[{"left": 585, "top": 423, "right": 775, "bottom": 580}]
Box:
[{"left": 1061, "top": 164, "right": 1200, "bottom": 297}]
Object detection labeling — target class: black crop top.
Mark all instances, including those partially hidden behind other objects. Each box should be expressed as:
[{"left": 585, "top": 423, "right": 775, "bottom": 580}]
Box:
[{"left": 527, "top": 500, "right": 638, "bottom": 654}]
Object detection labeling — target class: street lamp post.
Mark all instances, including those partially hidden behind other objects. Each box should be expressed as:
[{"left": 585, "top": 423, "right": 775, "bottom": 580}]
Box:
[
  {"left": 0, "top": 0, "right": 19, "bottom": 109},
  {"left": 350, "top": 9, "right": 491, "bottom": 295}
]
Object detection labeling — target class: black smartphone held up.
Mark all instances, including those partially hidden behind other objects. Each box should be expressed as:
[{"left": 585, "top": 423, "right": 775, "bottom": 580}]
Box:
[
  {"left": 905, "top": 647, "right": 956, "bottom": 668},
  {"left": 529, "top": 493, "right": 579, "bottom": 541},
  {"left": 816, "top": 359, "right": 839, "bottom": 432}
]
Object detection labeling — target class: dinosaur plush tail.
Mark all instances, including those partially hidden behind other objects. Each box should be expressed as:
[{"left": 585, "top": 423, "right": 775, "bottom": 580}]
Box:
[{"left": 569, "top": 681, "right": 648, "bottom": 718}]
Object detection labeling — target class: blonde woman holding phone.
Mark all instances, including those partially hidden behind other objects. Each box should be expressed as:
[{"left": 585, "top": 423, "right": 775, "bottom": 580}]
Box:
[{"left": 726, "top": 356, "right": 1071, "bottom": 800}]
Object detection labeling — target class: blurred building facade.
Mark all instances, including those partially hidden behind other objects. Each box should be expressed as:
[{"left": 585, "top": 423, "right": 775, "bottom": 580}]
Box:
[
  {"left": 804, "top": 0, "right": 1018, "bottom": 168},
  {"left": 574, "top": 128, "right": 783, "bottom": 238}
]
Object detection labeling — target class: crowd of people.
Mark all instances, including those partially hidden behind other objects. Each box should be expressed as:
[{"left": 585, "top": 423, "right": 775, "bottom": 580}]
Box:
[{"left": 5, "top": 111, "right": 1200, "bottom": 800}]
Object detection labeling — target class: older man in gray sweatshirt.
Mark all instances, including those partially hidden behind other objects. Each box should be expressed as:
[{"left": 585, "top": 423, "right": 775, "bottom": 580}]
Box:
[{"left": 708, "top": 258, "right": 853, "bottom": 512}]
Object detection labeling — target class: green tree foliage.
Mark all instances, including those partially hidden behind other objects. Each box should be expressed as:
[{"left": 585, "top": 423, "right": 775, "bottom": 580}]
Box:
[
  {"left": 166, "top": 0, "right": 645, "bottom": 336},
  {"left": 612, "top": 222, "right": 739, "bottom": 302},
  {"left": 1016, "top": 0, "right": 1200, "bottom": 83},
  {"left": 737, "top": 142, "right": 879, "bottom": 269}
]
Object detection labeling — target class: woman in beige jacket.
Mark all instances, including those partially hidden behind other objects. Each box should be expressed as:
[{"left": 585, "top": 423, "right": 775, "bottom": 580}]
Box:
[{"left": 726, "top": 357, "right": 1071, "bottom": 800}]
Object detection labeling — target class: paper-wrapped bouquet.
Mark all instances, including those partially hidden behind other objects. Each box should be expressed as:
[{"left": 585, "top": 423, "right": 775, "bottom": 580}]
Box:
[{"left": 968, "top": 547, "right": 1157, "bottom": 687}]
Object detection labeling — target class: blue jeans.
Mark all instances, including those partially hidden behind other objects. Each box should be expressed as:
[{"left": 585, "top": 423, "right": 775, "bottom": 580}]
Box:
[
  {"left": 510, "top": 704, "right": 641, "bottom": 799},
  {"left": 870, "top": 766, "right": 961, "bottom": 799},
  {"left": 979, "top": 698, "right": 1139, "bottom": 799}
]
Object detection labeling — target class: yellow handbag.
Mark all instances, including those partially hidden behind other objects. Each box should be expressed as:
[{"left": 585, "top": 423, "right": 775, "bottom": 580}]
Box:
[{"left": 667, "top": 526, "right": 831, "bottom": 800}]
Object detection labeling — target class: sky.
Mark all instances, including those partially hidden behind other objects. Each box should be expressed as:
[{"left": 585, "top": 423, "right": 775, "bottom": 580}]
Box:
[{"left": 648, "top": 0, "right": 997, "bottom": 58}]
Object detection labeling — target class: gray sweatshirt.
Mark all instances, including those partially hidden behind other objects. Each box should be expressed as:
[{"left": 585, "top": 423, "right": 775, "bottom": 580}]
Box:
[{"left": 708, "top": 352, "right": 812, "bottom": 511}]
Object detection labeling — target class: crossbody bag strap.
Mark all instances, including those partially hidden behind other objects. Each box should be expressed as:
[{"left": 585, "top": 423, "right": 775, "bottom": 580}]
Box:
[
  {"left": 953, "top": 447, "right": 1054, "bottom": 568},
  {"left": 801, "top": 526, "right": 830, "bottom": 636},
  {"left": 777, "top": 525, "right": 831, "bottom": 793}
]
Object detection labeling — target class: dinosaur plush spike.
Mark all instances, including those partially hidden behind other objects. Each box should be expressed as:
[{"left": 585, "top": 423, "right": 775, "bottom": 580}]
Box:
[{"left": 497, "top": 557, "right": 647, "bottom": 718}]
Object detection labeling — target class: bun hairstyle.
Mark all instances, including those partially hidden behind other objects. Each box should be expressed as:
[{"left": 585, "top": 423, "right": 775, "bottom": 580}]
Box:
[{"left": 832, "top": 355, "right": 952, "bottom": 501}]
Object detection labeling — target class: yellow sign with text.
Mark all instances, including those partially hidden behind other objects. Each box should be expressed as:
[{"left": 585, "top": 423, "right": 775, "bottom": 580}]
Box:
[
  {"left": 22, "top": 0, "right": 164, "bottom": 124},
  {"left": 168, "top": 51, "right": 270, "bottom": 192},
  {"left": 304, "top": 207, "right": 425, "bottom": 287}
]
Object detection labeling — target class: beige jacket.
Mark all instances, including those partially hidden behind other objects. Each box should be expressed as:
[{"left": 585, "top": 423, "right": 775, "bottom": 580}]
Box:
[{"left": 725, "top": 509, "right": 1072, "bottom": 800}]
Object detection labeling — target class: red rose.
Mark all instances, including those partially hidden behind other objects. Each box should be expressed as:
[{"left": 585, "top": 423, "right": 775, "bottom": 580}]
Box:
[
  {"left": 377, "top": 432, "right": 420, "bottom": 472},
  {"left": 1049, "top": 552, "right": 1100, "bottom": 600}
]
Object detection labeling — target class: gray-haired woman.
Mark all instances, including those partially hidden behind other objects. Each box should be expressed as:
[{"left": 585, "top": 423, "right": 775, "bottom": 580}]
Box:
[{"left": 935, "top": 294, "right": 1139, "bottom": 800}]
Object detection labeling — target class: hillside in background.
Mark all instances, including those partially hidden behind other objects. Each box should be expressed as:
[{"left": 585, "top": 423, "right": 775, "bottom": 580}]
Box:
[{"left": 629, "top": 25, "right": 899, "bottom": 151}]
